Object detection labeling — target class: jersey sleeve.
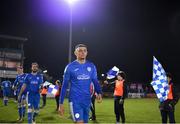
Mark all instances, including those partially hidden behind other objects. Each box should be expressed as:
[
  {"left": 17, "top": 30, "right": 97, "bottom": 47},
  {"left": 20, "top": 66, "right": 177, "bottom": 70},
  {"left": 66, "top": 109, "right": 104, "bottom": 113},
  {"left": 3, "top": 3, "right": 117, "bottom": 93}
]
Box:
[
  {"left": 59, "top": 65, "right": 71, "bottom": 104},
  {"left": 24, "top": 74, "right": 29, "bottom": 85},
  {"left": 39, "top": 74, "right": 44, "bottom": 89},
  {"left": 91, "top": 64, "right": 102, "bottom": 94},
  {"left": 40, "top": 74, "right": 44, "bottom": 84},
  {"left": 14, "top": 77, "right": 18, "bottom": 87},
  {"left": 1, "top": 81, "right": 4, "bottom": 88},
  {"left": 9, "top": 81, "right": 12, "bottom": 87}
]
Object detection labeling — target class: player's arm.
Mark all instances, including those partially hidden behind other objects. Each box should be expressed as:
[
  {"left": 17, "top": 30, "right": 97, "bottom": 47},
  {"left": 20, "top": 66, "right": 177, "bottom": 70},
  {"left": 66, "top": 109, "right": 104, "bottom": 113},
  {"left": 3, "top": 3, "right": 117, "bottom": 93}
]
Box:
[
  {"left": 1, "top": 82, "right": 4, "bottom": 89},
  {"left": 59, "top": 65, "right": 70, "bottom": 116},
  {"left": 123, "top": 83, "right": 128, "bottom": 99},
  {"left": 171, "top": 84, "right": 179, "bottom": 106},
  {"left": 18, "top": 83, "right": 27, "bottom": 100},
  {"left": 104, "top": 77, "right": 116, "bottom": 84},
  {"left": 92, "top": 65, "right": 102, "bottom": 103},
  {"left": 12, "top": 78, "right": 18, "bottom": 90},
  {"left": 39, "top": 75, "right": 44, "bottom": 93},
  {"left": 18, "top": 75, "right": 28, "bottom": 100}
]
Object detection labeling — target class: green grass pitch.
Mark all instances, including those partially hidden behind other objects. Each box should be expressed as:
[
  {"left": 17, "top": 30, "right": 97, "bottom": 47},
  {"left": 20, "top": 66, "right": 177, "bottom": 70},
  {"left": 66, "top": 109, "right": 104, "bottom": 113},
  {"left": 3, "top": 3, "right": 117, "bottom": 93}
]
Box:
[{"left": 0, "top": 98, "right": 179, "bottom": 123}]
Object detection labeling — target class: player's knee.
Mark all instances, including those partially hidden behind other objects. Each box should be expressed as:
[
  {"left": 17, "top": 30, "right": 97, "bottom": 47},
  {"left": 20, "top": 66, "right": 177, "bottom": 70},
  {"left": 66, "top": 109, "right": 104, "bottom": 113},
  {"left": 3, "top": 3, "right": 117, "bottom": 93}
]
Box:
[
  {"left": 28, "top": 109, "right": 33, "bottom": 113},
  {"left": 18, "top": 103, "right": 21, "bottom": 108}
]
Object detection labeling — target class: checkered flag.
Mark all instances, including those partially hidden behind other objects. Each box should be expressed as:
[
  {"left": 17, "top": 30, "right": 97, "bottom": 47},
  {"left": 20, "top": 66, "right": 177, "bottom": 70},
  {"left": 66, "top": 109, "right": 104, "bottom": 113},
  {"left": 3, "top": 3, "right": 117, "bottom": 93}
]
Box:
[
  {"left": 151, "top": 56, "right": 169, "bottom": 102},
  {"left": 48, "top": 84, "right": 59, "bottom": 95},
  {"left": 106, "top": 66, "right": 120, "bottom": 79}
]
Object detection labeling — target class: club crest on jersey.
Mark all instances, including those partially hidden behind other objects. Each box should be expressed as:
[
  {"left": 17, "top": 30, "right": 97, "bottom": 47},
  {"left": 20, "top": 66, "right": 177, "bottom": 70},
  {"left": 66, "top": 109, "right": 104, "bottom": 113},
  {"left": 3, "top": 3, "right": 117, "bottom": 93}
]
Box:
[
  {"left": 37, "top": 77, "right": 39, "bottom": 80},
  {"left": 87, "top": 67, "right": 91, "bottom": 72},
  {"left": 75, "top": 113, "right": 80, "bottom": 119}
]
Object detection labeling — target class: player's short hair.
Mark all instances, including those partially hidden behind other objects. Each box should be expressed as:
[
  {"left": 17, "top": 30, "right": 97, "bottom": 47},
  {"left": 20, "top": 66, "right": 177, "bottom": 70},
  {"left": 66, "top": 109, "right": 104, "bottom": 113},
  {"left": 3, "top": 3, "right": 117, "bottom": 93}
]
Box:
[
  {"left": 166, "top": 72, "right": 172, "bottom": 78},
  {"left": 75, "top": 44, "right": 87, "bottom": 50},
  {"left": 32, "top": 62, "right": 39, "bottom": 68},
  {"left": 17, "top": 65, "right": 23, "bottom": 69},
  {"left": 117, "top": 71, "right": 126, "bottom": 80}
]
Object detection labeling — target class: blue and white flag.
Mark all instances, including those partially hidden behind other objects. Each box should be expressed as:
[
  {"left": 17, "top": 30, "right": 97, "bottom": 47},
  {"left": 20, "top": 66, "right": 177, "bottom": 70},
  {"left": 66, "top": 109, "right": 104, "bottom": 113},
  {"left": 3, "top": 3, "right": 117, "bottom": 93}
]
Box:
[
  {"left": 43, "top": 81, "right": 51, "bottom": 87},
  {"left": 48, "top": 84, "right": 59, "bottom": 95},
  {"left": 107, "top": 66, "right": 120, "bottom": 79},
  {"left": 151, "top": 56, "right": 169, "bottom": 102}
]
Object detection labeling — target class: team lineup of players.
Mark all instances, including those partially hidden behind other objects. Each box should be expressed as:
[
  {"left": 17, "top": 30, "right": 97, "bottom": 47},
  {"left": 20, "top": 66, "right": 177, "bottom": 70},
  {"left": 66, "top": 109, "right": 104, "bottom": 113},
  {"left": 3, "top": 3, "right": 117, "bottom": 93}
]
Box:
[
  {"left": 1, "top": 44, "right": 103, "bottom": 124},
  {"left": 1, "top": 44, "right": 179, "bottom": 124}
]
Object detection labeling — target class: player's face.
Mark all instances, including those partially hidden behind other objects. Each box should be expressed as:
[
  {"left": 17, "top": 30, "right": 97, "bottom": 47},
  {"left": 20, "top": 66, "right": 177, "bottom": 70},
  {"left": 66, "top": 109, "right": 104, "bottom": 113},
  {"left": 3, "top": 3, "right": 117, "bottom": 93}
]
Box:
[
  {"left": 31, "top": 64, "right": 39, "bottom": 73},
  {"left": 117, "top": 75, "right": 123, "bottom": 81},
  {"left": 17, "top": 67, "right": 23, "bottom": 74},
  {"left": 167, "top": 77, "right": 172, "bottom": 83},
  {"left": 75, "top": 47, "right": 88, "bottom": 60}
]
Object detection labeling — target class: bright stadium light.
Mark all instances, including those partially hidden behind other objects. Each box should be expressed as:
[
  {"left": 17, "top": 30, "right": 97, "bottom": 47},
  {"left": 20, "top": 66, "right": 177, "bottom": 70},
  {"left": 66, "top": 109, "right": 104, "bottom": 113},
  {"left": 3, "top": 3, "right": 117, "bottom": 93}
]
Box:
[
  {"left": 66, "top": 0, "right": 79, "bottom": 5},
  {"left": 43, "top": 70, "right": 48, "bottom": 73},
  {"left": 65, "top": 0, "right": 80, "bottom": 63}
]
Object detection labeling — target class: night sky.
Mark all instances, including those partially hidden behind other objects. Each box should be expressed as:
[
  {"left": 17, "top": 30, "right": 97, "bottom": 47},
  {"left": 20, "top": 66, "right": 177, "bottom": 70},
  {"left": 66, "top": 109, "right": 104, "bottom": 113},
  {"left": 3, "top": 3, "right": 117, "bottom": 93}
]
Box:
[{"left": 1, "top": 0, "right": 180, "bottom": 86}]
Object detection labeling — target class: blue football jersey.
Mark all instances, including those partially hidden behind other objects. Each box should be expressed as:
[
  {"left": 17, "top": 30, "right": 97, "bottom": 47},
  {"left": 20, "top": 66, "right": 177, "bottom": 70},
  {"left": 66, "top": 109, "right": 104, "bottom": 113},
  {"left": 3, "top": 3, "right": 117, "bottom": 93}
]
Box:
[
  {"left": 24, "top": 73, "right": 43, "bottom": 93},
  {"left": 2, "top": 80, "right": 11, "bottom": 91},
  {"left": 59, "top": 60, "right": 102, "bottom": 104},
  {"left": 14, "top": 73, "right": 27, "bottom": 94}
]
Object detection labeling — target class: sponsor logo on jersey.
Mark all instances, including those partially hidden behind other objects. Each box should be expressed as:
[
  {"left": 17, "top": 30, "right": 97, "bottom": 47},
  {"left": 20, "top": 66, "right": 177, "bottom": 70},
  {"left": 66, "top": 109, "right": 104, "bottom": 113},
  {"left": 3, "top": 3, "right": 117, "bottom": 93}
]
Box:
[
  {"left": 30, "top": 81, "right": 38, "bottom": 84},
  {"left": 77, "top": 74, "right": 90, "bottom": 80}
]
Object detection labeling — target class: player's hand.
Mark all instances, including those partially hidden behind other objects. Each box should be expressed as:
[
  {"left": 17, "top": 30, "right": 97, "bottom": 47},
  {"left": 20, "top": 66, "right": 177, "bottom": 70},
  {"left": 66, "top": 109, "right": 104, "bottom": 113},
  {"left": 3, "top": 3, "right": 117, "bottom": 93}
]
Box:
[
  {"left": 119, "top": 98, "right": 124, "bottom": 104},
  {"left": 18, "top": 95, "right": 21, "bottom": 102},
  {"left": 96, "top": 94, "right": 102, "bottom": 103},
  {"left": 104, "top": 80, "right": 108, "bottom": 84},
  {"left": 58, "top": 104, "right": 65, "bottom": 116}
]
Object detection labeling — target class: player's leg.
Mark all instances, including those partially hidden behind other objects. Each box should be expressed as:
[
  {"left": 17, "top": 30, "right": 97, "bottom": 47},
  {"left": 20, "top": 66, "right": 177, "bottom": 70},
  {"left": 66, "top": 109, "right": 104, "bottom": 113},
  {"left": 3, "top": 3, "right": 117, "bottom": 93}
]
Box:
[
  {"left": 27, "top": 93, "right": 33, "bottom": 123},
  {"left": 3, "top": 90, "right": 8, "bottom": 106},
  {"left": 32, "top": 94, "right": 40, "bottom": 123},
  {"left": 6, "top": 90, "right": 10, "bottom": 105},
  {"left": 55, "top": 95, "right": 59, "bottom": 111},
  {"left": 91, "top": 96, "right": 96, "bottom": 120},
  {"left": 14, "top": 90, "right": 18, "bottom": 102},
  {"left": 168, "top": 111, "right": 175, "bottom": 123},
  {"left": 17, "top": 96, "right": 22, "bottom": 121},
  {"left": 42, "top": 94, "right": 46, "bottom": 107},
  {"left": 89, "top": 102, "right": 93, "bottom": 120},
  {"left": 114, "top": 97, "right": 120, "bottom": 123},
  {"left": 21, "top": 94, "right": 27, "bottom": 120},
  {"left": 83, "top": 103, "right": 91, "bottom": 123},
  {"left": 69, "top": 101, "right": 84, "bottom": 123},
  {"left": 119, "top": 103, "right": 125, "bottom": 123},
  {"left": 160, "top": 110, "right": 168, "bottom": 123}
]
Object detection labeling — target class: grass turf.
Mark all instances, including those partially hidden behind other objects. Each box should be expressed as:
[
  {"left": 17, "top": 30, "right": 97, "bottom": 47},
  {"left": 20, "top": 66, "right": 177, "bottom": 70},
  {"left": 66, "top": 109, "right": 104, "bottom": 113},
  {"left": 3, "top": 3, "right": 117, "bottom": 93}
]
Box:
[{"left": 0, "top": 98, "right": 179, "bottom": 123}]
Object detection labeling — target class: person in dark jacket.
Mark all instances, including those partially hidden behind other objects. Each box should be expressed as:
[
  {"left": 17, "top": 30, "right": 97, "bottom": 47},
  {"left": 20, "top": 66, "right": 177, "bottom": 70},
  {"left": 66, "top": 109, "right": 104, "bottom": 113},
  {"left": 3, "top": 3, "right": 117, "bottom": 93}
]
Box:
[
  {"left": 105, "top": 71, "right": 128, "bottom": 123},
  {"left": 159, "top": 73, "right": 179, "bottom": 123}
]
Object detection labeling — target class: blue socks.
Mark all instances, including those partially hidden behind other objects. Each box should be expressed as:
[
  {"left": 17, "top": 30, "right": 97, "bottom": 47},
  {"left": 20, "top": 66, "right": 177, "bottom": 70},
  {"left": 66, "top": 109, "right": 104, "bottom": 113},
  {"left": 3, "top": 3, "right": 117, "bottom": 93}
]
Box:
[
  {"left": 22, "top": 106, "right": 26, "bottom": 117},
  {"left": 28, "top": 112, "right": 32, "bottom": 123},
  {"left": 18, "top": 107, "right": 22, "bottom": 119},
  {"left": 4, "top": 99, "right": 8, "bottom": 106}
]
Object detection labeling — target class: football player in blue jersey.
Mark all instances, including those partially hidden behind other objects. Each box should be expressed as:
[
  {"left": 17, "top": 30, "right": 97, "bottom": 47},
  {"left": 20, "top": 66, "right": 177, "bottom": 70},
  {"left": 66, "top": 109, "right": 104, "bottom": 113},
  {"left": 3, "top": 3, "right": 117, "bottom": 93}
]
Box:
[
  {"left": 1, "top": 79, "right": 11, "bottom": 106},
  {"left": 18, "top": 62, "right": 43, "bottom": 124},
  {"left": 13, "top": 65, "right": 27, "bottom": 122},
  {"left": 59, "top": 44, "right": 102, "bottom": 123}
]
